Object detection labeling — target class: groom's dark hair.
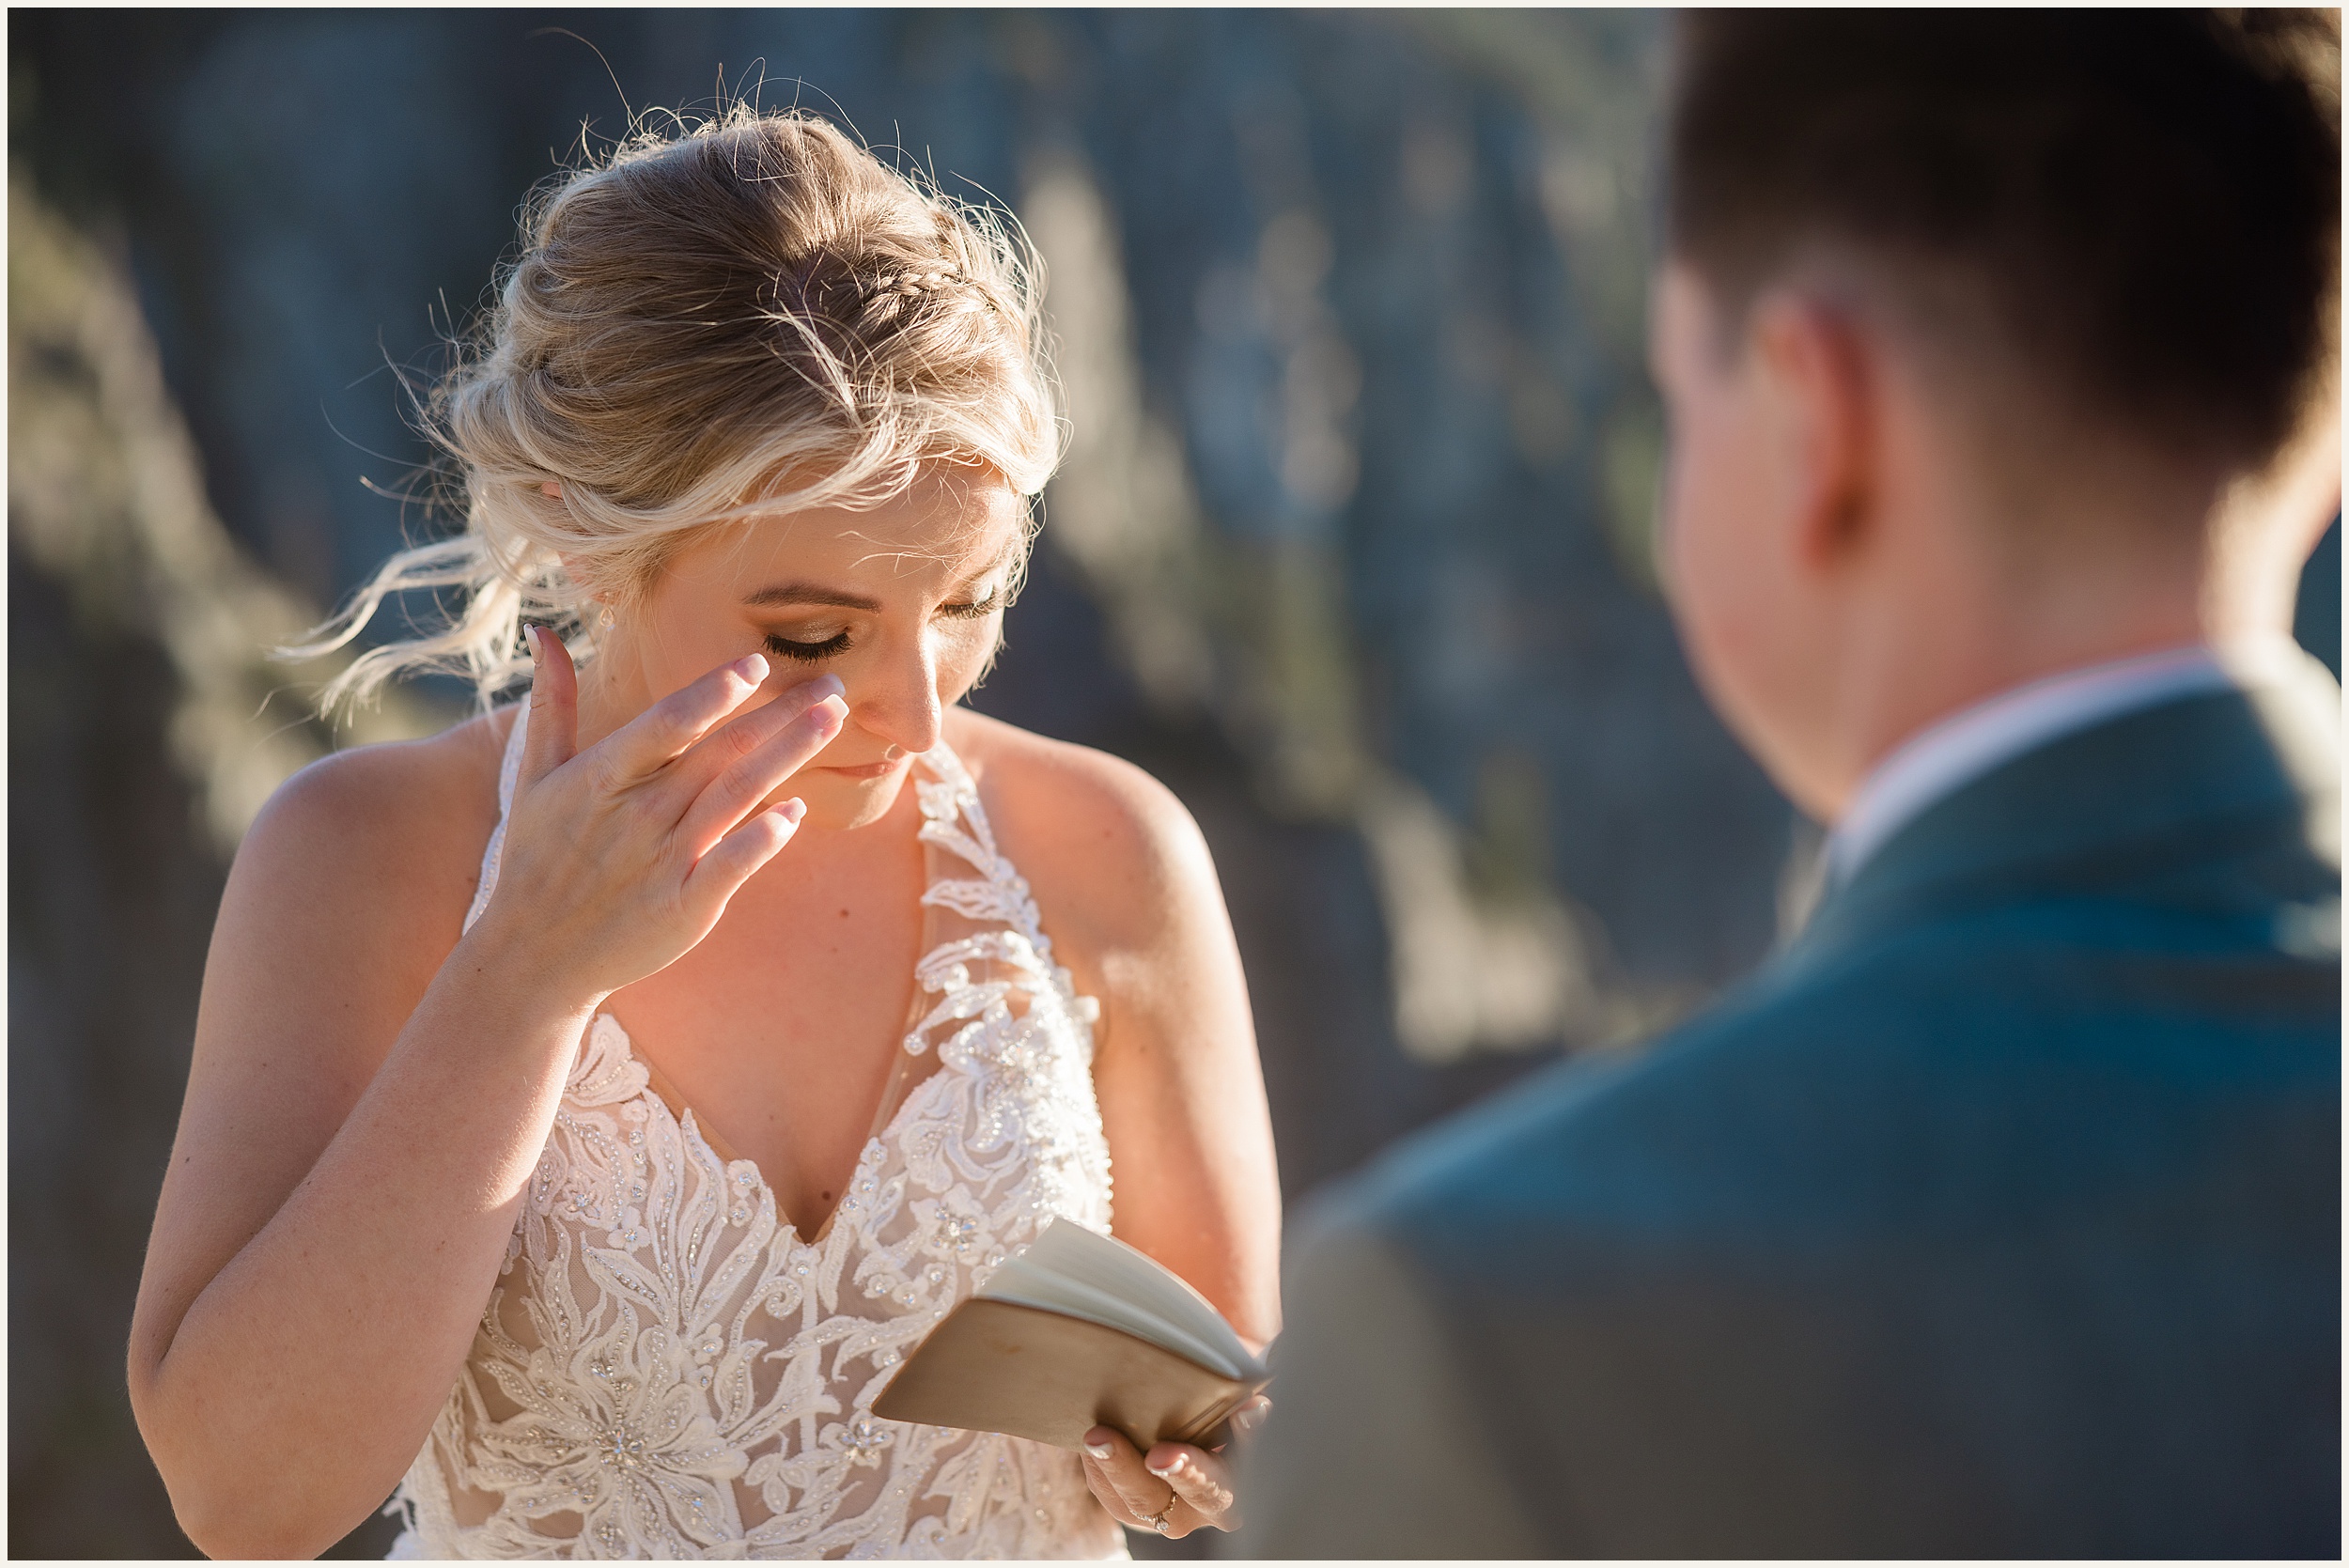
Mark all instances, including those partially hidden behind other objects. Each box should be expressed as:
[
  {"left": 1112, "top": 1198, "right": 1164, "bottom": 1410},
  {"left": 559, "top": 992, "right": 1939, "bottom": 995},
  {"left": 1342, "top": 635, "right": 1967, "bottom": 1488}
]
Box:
[{"left": 1667, "top": 9, "right": 2341, "bottom": 477}]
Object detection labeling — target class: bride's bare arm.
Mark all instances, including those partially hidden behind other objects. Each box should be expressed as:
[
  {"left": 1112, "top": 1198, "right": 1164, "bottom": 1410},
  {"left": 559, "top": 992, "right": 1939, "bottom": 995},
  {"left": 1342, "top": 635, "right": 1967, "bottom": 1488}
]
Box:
[
  {"left": 129, "top": 756, "right": 595, "bottom": 1558},
  {"left": 984, "top": 737, "right": 1280, "bottom": 1340},
  {"left": 127, "top": 642, "right": 846, "bottom": 1559}
]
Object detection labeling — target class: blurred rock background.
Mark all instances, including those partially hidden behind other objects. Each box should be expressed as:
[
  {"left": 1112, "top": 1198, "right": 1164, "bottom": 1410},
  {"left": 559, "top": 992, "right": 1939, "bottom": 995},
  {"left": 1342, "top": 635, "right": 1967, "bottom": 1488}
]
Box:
[{"left": 8, "top": 9, "right": 2337, "bottom": 1558}]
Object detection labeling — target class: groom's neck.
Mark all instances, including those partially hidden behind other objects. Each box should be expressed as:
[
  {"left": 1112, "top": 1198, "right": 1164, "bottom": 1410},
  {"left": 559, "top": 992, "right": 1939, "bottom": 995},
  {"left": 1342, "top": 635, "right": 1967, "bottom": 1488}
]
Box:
[
  {"left": 1802, "top": 415, "right": 2331, "bottom": 824},
  {"left": 1815, "top": 544, "right": 2206, "bottom": 823}
]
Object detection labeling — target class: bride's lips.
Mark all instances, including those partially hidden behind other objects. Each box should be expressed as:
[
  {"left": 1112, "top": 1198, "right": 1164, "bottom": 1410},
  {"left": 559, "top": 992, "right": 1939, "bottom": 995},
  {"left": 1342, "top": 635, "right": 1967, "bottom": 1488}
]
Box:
[{"left": 814, "top": 757, "right": 909, "bottom": 782}]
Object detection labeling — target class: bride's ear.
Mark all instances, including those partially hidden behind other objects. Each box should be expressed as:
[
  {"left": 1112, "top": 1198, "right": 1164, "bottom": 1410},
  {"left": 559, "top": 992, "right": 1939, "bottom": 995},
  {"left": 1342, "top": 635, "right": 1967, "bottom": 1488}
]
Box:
[{"left": 547, "top": 550, "right": 612, "bottom": 628}]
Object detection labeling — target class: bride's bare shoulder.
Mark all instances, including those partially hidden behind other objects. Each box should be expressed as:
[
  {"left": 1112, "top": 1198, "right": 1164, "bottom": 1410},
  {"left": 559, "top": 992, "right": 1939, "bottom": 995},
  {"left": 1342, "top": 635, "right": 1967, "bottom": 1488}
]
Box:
[
  {"left": 941, "top": 708, "right": 1220, "bottom": 952},
  {"left": 228, "top": 707, "right": 513, "bottom": 936}
]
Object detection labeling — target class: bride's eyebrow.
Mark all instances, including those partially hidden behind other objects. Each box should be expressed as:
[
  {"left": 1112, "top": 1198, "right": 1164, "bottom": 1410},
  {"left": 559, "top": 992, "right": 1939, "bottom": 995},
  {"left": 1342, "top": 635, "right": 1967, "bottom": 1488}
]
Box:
[
  {"left": 740, "top": 582, "right": 882, "bottom": 612},
  {"left": 952, "top": 542, "right": 1020, "bottom": 595}
]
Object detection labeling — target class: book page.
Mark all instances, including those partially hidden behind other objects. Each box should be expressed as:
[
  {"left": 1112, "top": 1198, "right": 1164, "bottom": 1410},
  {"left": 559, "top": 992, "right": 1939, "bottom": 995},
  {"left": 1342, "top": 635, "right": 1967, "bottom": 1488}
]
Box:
[{"left": 977, "top": 1220, "right": 1264, "bottom": 1381}]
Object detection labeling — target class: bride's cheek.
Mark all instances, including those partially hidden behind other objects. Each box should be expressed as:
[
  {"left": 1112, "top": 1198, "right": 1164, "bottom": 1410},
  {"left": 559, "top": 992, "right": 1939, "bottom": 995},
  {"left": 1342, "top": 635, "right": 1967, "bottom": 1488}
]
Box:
[{"left": 937, "top": 622, "right": 1003, "bottom": 700}]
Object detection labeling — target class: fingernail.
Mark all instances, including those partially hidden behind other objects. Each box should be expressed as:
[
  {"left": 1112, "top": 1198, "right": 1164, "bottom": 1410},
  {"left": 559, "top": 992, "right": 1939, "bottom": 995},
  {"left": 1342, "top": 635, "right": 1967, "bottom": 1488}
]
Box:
[
  {"left": 734, "top": 653, "right": 770, "bottom": 686},
  {"left": 779, "top": 799, "right": 806, "bottom": 825},
  {"left": 525, "top": 625, "right": 544, "bottom": 660},
  {"left": 1145, "top": 1456, "right": 1176, "bottom": 1478},
  {"left": 1083, "top": 1441, "right": 1112, "bottom": 1460},
  {"left": 810, "top": 673, "right": 846, "bottom": 702},
  {"left": 1234, "top": 1407, "right": 1266, "bottom": 1435}
]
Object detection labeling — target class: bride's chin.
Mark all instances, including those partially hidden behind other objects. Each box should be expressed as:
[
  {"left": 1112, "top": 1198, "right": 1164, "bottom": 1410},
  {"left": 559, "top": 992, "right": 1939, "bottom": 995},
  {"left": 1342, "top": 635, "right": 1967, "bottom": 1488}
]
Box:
[{"left": 780, "top": 769, "right": 909, "bottom": 833}]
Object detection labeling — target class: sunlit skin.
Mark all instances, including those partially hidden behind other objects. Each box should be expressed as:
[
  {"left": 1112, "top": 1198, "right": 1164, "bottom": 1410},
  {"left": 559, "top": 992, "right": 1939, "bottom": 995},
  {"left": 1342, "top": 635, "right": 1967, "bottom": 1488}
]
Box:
[
  {"left": 1649, "top": 258, "right": 2341, "bottom": 824},
  {"left": 572, "top": 469, "right": 1025, "bottom": 832},
  {"left": 125, "top": 466, "right": 1281, "bottom": 1554},
  {"left": 559, "top": 471, "right": 1031, "bottom": 1234}
]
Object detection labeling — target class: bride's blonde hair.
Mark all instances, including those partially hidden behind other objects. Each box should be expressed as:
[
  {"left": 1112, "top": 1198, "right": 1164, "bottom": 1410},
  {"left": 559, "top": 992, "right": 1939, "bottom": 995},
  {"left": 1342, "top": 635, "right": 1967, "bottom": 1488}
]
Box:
[{"left": 292, "top": 106, "right": 1060, "bottom": 713}]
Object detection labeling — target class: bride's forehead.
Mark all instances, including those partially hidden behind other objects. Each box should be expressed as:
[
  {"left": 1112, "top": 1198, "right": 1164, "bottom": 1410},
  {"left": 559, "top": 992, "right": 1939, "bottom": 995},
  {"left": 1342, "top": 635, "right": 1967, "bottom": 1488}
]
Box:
[{"left": 708, "top": 483, "right": 1019, "bottom": 582}]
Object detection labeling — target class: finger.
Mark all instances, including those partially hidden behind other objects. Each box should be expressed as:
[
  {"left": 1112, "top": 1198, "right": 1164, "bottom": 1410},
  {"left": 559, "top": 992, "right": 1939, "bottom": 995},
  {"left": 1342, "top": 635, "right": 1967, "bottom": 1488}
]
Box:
[
  {"left": 1226, "top": 1393, "right": 1272, "bottom": 1446},
  {"left": 518, "top": 626, "right": 579, "bottom": 790},
  {"left": 1145, "top": 1443, "right": 1237, "bottom": 1528},
  {"left": 673, "top": 689, "right": 849, "bottom": 854},
  {"left": 1082, "top": 1426, "right": 1175, "bottom": 1529},
  {"left": 663, "top": 670, "right": 846, "bottom": 805},
  {"left": 677, "top": 800, "right": 806, "bottom": 919},
  {"left": 1077, "top": 1453, "right": 1143, "bottom": 1529},
  {"left": 600, "top": 653, "right": 772, "bottom": 779},
  {"left": 1079, "top": 1457, "right": 1170, "bottom": 1534}
]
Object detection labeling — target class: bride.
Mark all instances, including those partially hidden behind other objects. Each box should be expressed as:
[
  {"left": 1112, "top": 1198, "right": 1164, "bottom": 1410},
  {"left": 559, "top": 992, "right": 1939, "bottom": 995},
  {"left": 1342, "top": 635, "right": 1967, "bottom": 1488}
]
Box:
[{"left": 126, "top": 108, "right": 1280, "bottom": 1560}]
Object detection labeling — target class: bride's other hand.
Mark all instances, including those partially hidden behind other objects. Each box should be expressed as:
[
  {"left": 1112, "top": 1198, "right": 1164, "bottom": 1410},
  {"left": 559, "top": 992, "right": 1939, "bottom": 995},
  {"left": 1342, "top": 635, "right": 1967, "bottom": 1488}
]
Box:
[
  {"left": 1079, "top": 1395, "right": 1268, "bottom": 1538},
  {"left": 470, "top": 628, "right": 848, "bottom": 998}
]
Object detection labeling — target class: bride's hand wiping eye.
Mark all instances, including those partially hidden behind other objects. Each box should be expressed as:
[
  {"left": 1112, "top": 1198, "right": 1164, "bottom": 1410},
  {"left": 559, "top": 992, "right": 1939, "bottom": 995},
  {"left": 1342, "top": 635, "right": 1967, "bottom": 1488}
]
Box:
[{"left": 464, "top": 629, "right": 848, "bottom": 1002}]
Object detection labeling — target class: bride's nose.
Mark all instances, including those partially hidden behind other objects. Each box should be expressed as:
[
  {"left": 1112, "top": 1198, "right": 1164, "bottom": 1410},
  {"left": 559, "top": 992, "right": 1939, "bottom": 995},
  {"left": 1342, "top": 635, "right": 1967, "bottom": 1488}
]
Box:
[{"left": 850, "top": 635, "right": 944, "bottom": 756}]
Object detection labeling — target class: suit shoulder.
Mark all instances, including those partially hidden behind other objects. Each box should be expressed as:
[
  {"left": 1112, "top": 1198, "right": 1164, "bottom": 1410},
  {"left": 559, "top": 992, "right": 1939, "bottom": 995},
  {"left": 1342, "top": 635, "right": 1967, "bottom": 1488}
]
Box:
[
  {"left": 1316, "top": 910, "right": 2340, "bottom": 1264},
  {"left": 1320, "top": 950, "right": 1948, "bottom": 1238}
]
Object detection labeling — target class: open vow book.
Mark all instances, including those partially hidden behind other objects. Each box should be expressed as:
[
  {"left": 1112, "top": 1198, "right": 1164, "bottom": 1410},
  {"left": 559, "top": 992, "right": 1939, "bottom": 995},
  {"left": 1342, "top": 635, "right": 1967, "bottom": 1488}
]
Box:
[{"left": 873, "top": 1219, "right": 1270, "bottom": 1452}]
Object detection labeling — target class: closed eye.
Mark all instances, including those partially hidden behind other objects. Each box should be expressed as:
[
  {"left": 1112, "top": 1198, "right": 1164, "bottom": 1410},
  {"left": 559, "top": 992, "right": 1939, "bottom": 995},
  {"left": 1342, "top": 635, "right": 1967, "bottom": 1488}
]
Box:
[
  {"left": 764, "top": 629, "right": 852, "bottom": 663},
  {"left": 939, "top": 588, "right": 1002, "bottom": 621}
]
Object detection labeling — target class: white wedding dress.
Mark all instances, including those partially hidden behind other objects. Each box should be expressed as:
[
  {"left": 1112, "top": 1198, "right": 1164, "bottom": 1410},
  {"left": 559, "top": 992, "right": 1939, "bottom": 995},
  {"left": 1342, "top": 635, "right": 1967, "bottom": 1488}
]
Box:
[{"left": 388, "top": 706, "right": 1126, "bottom": 1559}]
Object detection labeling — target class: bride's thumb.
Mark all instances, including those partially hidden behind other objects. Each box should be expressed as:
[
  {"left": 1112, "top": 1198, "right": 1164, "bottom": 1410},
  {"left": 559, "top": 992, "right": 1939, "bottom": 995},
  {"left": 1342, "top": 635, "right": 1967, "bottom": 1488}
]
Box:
[{"left": 520, "top": 625, "right": 580, "bottom": 787}]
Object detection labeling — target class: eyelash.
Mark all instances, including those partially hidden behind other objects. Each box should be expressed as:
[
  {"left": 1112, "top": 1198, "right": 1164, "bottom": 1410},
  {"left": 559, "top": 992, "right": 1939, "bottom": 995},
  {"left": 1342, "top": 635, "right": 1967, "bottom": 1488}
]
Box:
[
  {"left": 761, "top": 591, "right": 1002, "bottom": 664},
  {"left": 764, "top": 629, "right": 851, "bottom": 664}
]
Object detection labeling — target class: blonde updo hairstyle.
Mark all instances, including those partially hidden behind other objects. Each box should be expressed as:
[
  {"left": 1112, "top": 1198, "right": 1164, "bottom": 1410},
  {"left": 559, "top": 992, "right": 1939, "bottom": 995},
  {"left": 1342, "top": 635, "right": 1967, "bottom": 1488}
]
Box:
[{"left": 295, "top": 107, "right": 1060, "bottom": 712}]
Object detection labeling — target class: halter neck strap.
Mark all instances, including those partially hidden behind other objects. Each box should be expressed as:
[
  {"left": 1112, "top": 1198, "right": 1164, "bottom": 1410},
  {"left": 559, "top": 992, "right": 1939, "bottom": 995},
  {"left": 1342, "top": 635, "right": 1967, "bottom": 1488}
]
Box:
[{"left": 461, "top": 703, "right": 531, "bottom": 935}]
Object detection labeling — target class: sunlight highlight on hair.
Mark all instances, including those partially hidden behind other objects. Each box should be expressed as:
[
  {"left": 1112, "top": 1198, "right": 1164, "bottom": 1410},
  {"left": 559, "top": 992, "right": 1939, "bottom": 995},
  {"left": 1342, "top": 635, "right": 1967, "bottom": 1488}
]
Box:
[{"left": 284, "top": 102, "right": 1062, "bottom": 715}]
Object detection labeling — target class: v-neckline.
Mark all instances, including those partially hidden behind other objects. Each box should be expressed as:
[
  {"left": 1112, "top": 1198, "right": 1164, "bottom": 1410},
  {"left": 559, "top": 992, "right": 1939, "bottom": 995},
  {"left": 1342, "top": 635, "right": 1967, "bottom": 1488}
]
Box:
[
  {"left": 587, "top": 789, "right": 935, "bottom": 1247},
  {"left": 593, "top": 1009, "right": 933, "bottom": 1250},
  {"left": 485, "top": 704, "right": 1052, "bottom": 1250}
]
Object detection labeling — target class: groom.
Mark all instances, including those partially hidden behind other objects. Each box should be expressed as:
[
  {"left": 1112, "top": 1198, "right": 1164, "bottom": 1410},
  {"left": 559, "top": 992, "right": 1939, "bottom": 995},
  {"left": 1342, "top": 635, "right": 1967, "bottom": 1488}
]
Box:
[{"left": 1237, "top": 11, "right": 2341, "bottom": 1558}]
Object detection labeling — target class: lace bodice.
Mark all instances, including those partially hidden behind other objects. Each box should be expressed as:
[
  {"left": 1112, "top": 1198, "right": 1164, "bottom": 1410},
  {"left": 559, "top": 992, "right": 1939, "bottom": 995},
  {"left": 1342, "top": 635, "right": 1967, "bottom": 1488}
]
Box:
[{"left": 390, "top": 707, "right": 1123, "bottom": 1559}]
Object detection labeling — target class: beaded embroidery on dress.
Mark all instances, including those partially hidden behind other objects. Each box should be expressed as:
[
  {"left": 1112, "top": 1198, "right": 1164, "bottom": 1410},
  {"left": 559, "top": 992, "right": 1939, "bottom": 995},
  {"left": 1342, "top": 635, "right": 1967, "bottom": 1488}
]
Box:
[{"left": 388, "top": 706, "right": 1124, "bottom": 1559}]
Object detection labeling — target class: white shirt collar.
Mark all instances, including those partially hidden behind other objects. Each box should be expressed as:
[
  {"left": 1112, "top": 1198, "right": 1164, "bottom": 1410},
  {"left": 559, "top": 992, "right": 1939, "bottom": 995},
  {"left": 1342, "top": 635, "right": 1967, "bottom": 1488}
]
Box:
[{"left": 1824, "top": 637, "right": 2305, "bottom": 886}]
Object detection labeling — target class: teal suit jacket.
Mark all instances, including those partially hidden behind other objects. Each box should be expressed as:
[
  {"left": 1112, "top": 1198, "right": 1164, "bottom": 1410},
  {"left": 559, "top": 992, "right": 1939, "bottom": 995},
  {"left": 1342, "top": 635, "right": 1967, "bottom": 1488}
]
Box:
[{"left": 1236, "top": 660, "right": 2341, "bottom": 1558}]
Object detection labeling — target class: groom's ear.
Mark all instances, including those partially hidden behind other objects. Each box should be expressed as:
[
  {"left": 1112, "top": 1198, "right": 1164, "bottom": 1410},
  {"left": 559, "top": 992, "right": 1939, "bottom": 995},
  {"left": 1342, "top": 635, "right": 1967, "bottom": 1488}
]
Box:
[{"left": 1747, "top": 291, "right": 1877, "bottom": 577}]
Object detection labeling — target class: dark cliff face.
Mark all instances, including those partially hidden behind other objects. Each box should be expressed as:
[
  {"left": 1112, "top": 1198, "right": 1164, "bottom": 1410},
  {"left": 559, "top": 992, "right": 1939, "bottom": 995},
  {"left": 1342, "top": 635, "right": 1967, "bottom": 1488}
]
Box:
[
  {"left": 8, "top": 177, "right": 313, "bottom": 1557},
  {"left": 8, "top": 551, "right": 218, "bottom": 1561},
  {"left": 8, "top": 170, "right": 453, "bottom": 1559},
  {"left": 9, "top": 10, "right": 2340, "bottom": 1560},
  {"left": 10, "top": 9, "right": 1750, "bottom": 1560}
]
